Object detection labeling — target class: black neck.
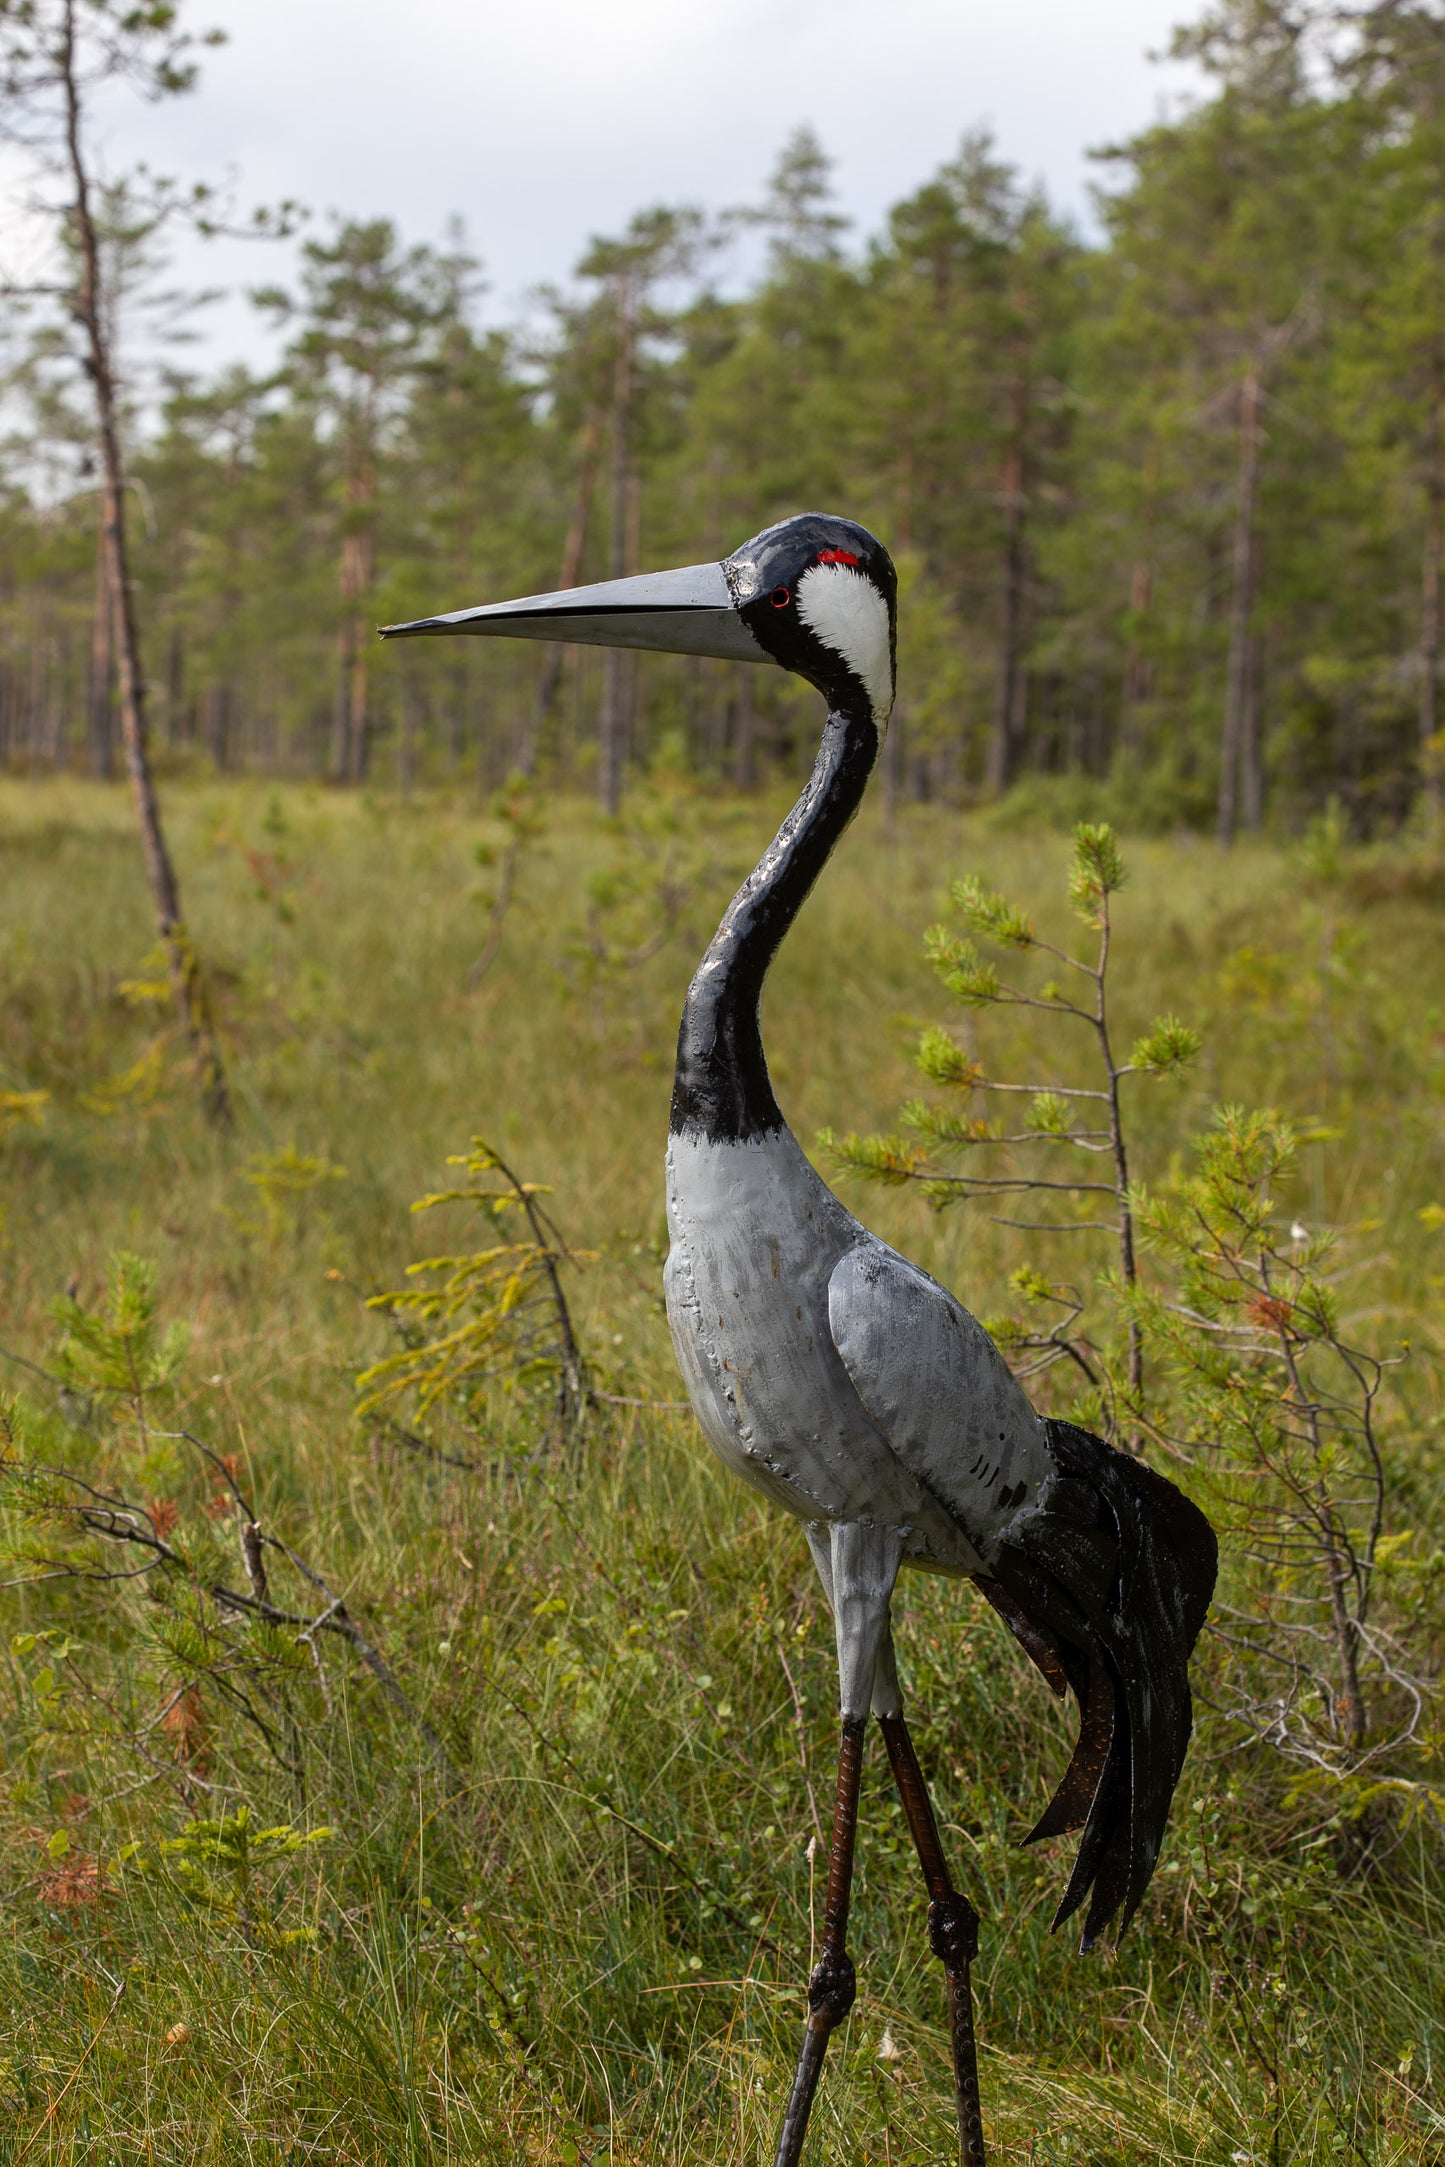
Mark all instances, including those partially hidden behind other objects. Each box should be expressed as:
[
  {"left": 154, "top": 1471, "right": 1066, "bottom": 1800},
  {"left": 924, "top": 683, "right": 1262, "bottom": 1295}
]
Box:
[{"left": 669, "top": 708, "right": 879, "bottom": 1144}]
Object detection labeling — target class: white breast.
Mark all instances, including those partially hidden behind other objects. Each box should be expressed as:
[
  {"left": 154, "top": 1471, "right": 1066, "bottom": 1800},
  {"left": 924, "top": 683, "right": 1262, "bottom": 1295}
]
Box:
[{"left": 662, "top": 1128, "right": 975, "bottom": 1569}]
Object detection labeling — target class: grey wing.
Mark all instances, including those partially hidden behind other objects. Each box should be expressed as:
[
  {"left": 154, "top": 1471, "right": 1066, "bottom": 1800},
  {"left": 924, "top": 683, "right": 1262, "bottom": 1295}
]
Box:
[
  {"left": 826, "top": 1240, "right": 1051, "bottom": 1564},
  {"left": 830, "top": 1240, "right": 1217, "bottom": 1952}
]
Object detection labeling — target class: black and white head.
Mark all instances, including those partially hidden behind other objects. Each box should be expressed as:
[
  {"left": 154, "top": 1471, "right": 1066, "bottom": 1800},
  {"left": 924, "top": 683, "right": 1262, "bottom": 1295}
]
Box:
[
  {"left": 722, "top": 514, "right": 896, "bottom": 728},
  {"left": 380, "top": 511, "right": 897, "bottom": 733}
]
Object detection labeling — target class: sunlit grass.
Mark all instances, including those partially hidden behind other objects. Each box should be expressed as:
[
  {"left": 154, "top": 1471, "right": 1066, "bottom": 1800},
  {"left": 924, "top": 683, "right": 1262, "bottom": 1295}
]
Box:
[{"left": 0, "top": 772, "right": 1441, "bottom": 2163}]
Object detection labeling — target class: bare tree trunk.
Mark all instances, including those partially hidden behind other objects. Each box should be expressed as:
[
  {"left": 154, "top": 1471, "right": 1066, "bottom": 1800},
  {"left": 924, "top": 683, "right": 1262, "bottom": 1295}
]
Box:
[
  {"left": 881, "top": 704, "right": 902, "bottom": 824},
  {"left": 896, "top": 421, "right": 915, "bottom": 555},
  {"left": 26, "top": 608, "right": 47, "bottom": 766},
  {"left": 36, "top": 614, "right": 64, "bottom": 767},
  {"left": 732, "top": 668, "right": 755, "bottom": 790},
  {"left": 1123, "top": 557, "right": 1153, "bottom": 711},
  {"left": 519, "top": 403, "right": 604, "bottom": 776},
  {"left": 1219, "top": 358, "right": 1262, "bottom": 849},
  {"left": 61, "top": 0, "right": 230, "bottom": 1127},
  {"left": 1420, "top": 370, "right": 1443, "bottom": 835},
  {"left": 447, "top": 654, "right": 467, "bottom": 771},
  {"left": 211, "top": 684, "right": 235, "bottom": 770},
  {"left": 87, "top": 532, "right": 114, "bottom": 777},
  {"left": 1241, "top": 626, "right": 1265, "bottom": 832},
  {"left": 987, "top": 355, "right": 1029, "bottom": 796},
  {"left": 165, "top": 624, "right": 184, "bottom": 747},
  {"left": 330, "top": 620, "right": 352, "bottom": 783},
  {"left": 1121, "top": 446, "right": 1159, "bottom": 758},
  {"left": 397, "top": 678, "right": 418, "bottom": 798},
  {"left": 338, "top": 484, "right": 376, "bottom": 784},
  {"left": 598, "top": 284, "right": 635, "bottom": 816}
]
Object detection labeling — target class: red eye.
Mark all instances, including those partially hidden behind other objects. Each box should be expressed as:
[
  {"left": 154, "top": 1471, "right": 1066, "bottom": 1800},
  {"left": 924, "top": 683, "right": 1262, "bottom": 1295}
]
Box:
[{"left": 771, "top": 586, "right": 790, "bottom": 609}]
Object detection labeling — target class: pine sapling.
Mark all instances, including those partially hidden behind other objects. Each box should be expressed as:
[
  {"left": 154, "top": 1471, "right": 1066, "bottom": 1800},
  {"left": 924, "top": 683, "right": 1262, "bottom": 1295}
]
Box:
[
  {"left": 824, "top": 822, "right": 1199, "bottom": 1427},
  {"left": 1, "top": 1259, "right": 458, "bottom": 1821},
  {"left": 358, "top": 1139, "right": 591, "bottom": 1451},
  {"left": 1130, "top": 1108, "right": 1438, "bottom": 1818}
]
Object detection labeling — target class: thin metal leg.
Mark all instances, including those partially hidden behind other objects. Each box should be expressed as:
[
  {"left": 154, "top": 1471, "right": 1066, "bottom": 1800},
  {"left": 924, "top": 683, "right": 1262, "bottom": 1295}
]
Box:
[
  {"left": 878, "top": 1711, "right": 986, "bottom": 2167},
  {"left": 773, "top": 1714, "right": 867, "bottom": 2167}
]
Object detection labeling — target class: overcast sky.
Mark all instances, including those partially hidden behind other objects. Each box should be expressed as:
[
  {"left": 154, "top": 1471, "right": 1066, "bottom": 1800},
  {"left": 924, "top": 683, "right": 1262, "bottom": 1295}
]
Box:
[{"left": 21, "top": 0, "right": 1204, "bottom": 370}]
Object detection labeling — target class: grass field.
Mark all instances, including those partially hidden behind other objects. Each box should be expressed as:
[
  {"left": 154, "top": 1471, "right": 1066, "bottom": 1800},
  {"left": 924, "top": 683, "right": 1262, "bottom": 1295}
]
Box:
[{"left": 1, "top": 772, "right": 1441, "bottom": 2164}]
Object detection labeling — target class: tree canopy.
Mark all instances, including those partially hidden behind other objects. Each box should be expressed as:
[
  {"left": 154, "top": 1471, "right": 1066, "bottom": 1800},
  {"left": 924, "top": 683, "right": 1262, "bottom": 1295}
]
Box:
[{"left": 5, "top": 0, "right": 1445, "bottom": 832}]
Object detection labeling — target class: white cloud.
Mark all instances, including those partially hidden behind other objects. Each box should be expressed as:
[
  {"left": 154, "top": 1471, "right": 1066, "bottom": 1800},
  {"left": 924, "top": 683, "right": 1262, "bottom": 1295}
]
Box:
[{"left": 22, "top": 0, "right": 1201, "bottom": 373}]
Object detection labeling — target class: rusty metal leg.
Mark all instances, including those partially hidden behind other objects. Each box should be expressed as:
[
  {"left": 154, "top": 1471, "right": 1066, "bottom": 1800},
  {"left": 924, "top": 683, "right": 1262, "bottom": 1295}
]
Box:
[
  {"left": 773, "top": 1714, "right": 867, "bottom": 2167},
  {"left": 878, "top": 1711, "right": 986, "bottom": 2167}
]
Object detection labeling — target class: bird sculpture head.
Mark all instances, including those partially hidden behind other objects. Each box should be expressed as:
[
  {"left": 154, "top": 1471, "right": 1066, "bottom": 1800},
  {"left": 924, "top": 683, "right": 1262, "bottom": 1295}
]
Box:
[{"left": 381, "top": 511, "right": 897, "bottom": 730}]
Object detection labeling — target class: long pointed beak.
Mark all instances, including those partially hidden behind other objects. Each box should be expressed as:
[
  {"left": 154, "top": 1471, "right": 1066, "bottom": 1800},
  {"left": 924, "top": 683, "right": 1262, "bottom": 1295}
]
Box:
[{"left": 379, "top": 561, "right": 769, "bottom": 665}]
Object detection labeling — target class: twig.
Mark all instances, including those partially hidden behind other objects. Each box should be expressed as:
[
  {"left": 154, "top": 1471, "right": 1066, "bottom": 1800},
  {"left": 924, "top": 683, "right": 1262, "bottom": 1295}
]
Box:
[
  {"left": 5, "top": 1440, "right": 462, "bottom": 1793},
  {"left": 466, "top": 833, "right": 523, "bottom": 991},
  {"left": 261, "top": 1528, "right": 462, "bottom": 1789},
  {"left": 591, "top": 1392, "right": 690, "bottom": 1411}
]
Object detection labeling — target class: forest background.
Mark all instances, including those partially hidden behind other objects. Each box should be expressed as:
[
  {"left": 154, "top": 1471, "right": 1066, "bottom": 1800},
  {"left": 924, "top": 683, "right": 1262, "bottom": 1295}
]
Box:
[
  {"left": 9, "top": 0, "right": 1445, "bottom": 835},
  {"left": 2, "top": 1, "right": 1445, "bottom": 2163}
]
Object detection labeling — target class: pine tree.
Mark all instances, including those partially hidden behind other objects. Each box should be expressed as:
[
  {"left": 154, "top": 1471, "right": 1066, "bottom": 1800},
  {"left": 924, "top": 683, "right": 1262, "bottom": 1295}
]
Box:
[
  {"left": 0, "top": 0, "right": 232, "bottom": 1122},
  {"left": 254, "top": 219, "right": 471, "bottom": 782}
]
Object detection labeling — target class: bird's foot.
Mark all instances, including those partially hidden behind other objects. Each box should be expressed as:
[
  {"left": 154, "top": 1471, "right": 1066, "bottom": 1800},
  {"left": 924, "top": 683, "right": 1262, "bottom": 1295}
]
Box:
[
  {"left": 806, "top": 1947, "right": 857, "bottom": 2028},
  {"left": 928, "top": 1889, "right": 979, "bottom": 1970}
]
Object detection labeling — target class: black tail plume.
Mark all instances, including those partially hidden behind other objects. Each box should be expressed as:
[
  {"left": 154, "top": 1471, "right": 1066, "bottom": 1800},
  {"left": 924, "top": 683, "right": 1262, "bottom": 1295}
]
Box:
[{"left": 980, "top": 1420, "right": 1216, "bottom": 1949}]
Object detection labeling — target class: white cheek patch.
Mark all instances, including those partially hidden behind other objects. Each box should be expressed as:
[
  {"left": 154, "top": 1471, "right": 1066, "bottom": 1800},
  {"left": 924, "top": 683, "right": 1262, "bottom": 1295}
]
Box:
[{"left": 795, "top": 562, "right": 894, "bottom": 725}]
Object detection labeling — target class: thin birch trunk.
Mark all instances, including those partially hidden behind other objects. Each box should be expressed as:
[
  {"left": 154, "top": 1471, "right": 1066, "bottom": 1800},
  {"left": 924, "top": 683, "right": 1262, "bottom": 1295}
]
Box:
[
  {"left": 331, "top": 618, "right": 352, "bottom": 782},
  {"left": 881, "top": 703, "right": 902, "bottom": 823},
  {"left": 87, "top": 531, "right": 114, "bottom": 777},
  {"left": 1241, "top": 628, "right": 1264, "bottom": 833},
  {"left": 165, "top": 624, "right": 184, "bottom": 747},
  {"left": 61, "top": 0, "right": 230, "bottom": 1126},
  {"left": 1219, "top": 357, "right": 1262, "bottom": 849},
  {"left": 1420, "top": 371, "right": 1443, "bottom": 833},
  {"left": 598, "top": 284, "right": 635, "bottom": 816},
  {"left": 338, "top": 469, "right": 376, "bottom": 784},
  {"left": 987, "top": 354, "right": 1029, "bottom": 796},
  {"left": 520, "top": 403, "right": 604, "bottom": 775},
  {"left": 397, "top": 678, "right": 418, "bottom": 798},
  {"left": 1121, "top": 442, "right": 1160, "bottom": 756},
  {"left": 732, "top": 669, "right": 755, "bottom": 791}
]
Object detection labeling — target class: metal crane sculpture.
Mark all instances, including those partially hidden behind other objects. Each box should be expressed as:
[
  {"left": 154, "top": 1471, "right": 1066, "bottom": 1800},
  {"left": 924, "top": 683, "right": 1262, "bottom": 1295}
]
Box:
[{"left": 382, "top": 513, "right": 1217, "bottom": 2167}]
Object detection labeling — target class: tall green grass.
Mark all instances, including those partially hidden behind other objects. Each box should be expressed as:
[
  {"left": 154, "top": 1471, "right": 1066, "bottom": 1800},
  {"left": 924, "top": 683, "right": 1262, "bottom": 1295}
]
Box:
[{"left": 1, "top": 774, "right": 1441, "bottom": 2163}]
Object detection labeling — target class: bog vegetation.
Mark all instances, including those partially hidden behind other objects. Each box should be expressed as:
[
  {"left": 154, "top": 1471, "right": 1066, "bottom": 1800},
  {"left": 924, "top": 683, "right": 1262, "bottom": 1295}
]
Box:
[
  {"left": 1, "top": 0, "right": 1443, "bottom": 2160},
  {"left": 0, "top": 777, "right": 1441, "bottom": 2163}
]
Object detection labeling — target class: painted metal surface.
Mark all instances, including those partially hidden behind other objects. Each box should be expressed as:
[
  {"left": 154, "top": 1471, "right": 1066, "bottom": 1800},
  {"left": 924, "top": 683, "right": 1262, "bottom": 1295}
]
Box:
[
  {"left": 380, "top": 510, "right": 1219, "bottom": 2167},
  {"left": 663, "top": 1127, "right": 979, "bottom": 1570},
  {"left": 381, "top": 560, "right": 769, "bottom": 661},
  {"left": 879, "top": 1712, "right": 986, "bottom": 2167}
]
